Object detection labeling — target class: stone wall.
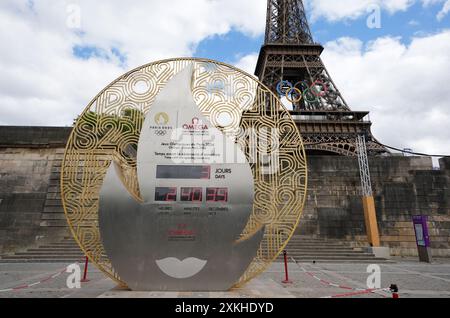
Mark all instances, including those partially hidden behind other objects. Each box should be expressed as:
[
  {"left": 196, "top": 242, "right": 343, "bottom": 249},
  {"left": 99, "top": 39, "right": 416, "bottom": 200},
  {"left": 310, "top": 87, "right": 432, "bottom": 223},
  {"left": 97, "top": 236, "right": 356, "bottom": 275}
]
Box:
[
  {"left": 298, "top": 156, "right": 450, "bottom": 257},
  {"left": 0, "top": 127, "right": 71, "bottom": 254},
  {"left": 0, "top": 126, "right": 449, "bottom": 257}
]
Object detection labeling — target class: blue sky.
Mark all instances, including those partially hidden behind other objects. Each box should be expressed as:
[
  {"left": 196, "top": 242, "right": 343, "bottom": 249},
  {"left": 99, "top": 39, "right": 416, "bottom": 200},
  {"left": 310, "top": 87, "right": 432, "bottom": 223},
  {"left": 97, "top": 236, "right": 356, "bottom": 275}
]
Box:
[
  {"left": 193, "top": 30, "right": 263, "bottom": 65},
  {"left": 69, "top": 1, "right": 450, "bottom": 72},
  {"left": 186, "top": 1, "right": 450, "bottom": 69},
  {"left": 312, "top": 2, "right": 450, "bottom": 44}
]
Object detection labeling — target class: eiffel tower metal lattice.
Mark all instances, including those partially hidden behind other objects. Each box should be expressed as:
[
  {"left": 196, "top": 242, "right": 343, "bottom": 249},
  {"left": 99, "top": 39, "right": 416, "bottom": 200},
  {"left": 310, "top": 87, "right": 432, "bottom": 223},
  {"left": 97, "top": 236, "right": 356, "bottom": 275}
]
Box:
[{"left": 255, "top": 0, "right": 387, "bottom": 156}]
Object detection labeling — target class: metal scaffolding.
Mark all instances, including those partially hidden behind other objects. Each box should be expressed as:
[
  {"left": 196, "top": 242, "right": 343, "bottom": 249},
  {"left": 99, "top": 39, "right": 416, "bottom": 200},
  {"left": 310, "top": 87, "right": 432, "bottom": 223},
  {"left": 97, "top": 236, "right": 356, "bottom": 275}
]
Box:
[{"left": 356, "top": 135, "right": 373, "bottom": 197}]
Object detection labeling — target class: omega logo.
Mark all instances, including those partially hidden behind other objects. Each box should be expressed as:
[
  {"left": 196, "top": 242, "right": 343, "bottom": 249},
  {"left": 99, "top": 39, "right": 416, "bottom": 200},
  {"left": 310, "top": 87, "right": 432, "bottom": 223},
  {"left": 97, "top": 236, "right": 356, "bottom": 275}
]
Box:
[{"left": 183, "top": 117, "right": 208, "bottom": 130}]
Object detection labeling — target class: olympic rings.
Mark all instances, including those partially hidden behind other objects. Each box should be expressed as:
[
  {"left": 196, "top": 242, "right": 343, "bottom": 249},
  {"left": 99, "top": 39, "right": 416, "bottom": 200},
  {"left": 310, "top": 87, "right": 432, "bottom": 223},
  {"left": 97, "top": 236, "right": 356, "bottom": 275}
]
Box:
[
  {"left": 276, "top": 79, "right": 329, "bottom": 104},
  {"left": 296, "top": 81, "right": 317, "bottom": 103},
  {"left": 155, "top": 130, "right": 167, "bottom": 136},
  {"left": 310, "top": 80, "right": 328, "bottom": 97},
  {"left": 286, "top": 87, "right": 303, "bottom": 103},
  {"left": 276, "top": 80, "right": 293, "bottom": 96}
]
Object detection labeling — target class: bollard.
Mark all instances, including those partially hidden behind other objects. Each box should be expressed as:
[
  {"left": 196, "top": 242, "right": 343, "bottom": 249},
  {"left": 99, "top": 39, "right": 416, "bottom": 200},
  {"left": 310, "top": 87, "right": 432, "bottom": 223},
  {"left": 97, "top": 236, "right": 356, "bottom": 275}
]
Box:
[
  {"left": 81, "top": 256, "right": 90, "bottom": 283},
  {"left": 390, "top": 284, "right": 399, "bottom": 299},
  {"left": 282, "top": 251, "right": 293, "bottom": 284}
]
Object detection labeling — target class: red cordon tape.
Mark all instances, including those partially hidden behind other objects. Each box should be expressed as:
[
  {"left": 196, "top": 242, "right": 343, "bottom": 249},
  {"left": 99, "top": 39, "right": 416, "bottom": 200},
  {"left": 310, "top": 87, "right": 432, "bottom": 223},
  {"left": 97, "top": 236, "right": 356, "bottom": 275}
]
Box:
[
  {"left": 0, "top": 259, "right": 87, "bottom": 293},
  {"left": 291, "top": 257, "right": 390, "bottom": 298},
  {"left": 322, "top": 288, "right": 390, "bottom": 299}
]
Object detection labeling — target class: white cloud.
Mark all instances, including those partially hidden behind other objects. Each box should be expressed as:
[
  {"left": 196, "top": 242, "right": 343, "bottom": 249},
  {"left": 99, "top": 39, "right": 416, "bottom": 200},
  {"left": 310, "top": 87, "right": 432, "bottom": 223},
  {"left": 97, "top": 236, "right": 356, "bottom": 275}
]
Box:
[
  {"left": 420, "top": 0, "right": 450, "bottom": 20},
  {"left": 233, "top": 53, "right": 259, "bottom": 77},
  {"left": 321, "top": 31, "right": 450, "bottom": 156},
  {"left": 437, "top": 0, "right": 450, "bottom": 20},
  {"left": 0, "top": 0, "right": 265, "bottom": 126},
  {"left": 304, "top": 0, "right": 415, "bottom": 22},
  {"left": 304, "top": 0, "right": 450, "bottom": 22},
  {"left": 408, "top": 19, "right": 420, "bottom": 26}
]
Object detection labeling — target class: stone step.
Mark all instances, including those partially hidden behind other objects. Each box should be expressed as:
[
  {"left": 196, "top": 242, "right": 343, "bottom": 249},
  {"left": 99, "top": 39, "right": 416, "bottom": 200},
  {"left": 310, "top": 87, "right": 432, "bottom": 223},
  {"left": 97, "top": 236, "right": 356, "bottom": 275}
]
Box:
[
  {"left": 288, "top": 237, "right": 345, "bottom": 241},
  {"left": 285, "top": 245, "right": 359, "bottom": 249},
  {"left": 279, "top": 255, "right": 386, "bottom": 261},
  {"left": 287, "top": 251, "right": 373, "bottom": 257},
  {"left": 278, "top": 254, "right": 389, "bottom": 262},
  {"left": 44, "top": 200, "right": 64, "bottom": 207},
  {"left": 1, "top": 255, "right": 85, "bottom": 260},
  {"left": 39, "top": 220, "right": 70, "bottom": 227},
  {"left": 266, "top": 245, "right": 350, "bottom": 250},
  {"left": 284, "top": 247, "right": 357, "bottom": 251},
  {"left": 43, "top": 241, "right": 78, "bottom": 246},
  {"left": 264, "top": 240, "right": 346, "bottom": 244},
  {"left": 36, "top": 248, "right": 80, "bottom": 252},
  {"left": 0, "top": 259, "right": 84, "bottom": 264},
  {"left": 27, "top": 248, "right": 82, "bottom": 252},
  {"left": 41, "top": 213, "right": 67, "bottom": 220},
  {"left": 42, "top": 207, "right": 65, "bottom": 213},
  {"left": 288, "top": 240, "right": 346, "bottom": 243},
  {"left": 287, "top": 239, "right": 346, "bottom": 244},
  {"left": 281, "top": 254, "right": 378, "bottom": 259},
  {"left": 14, "top": 252, "right": 84, "bottom": 256},
  {"left": 39, "top": 244, "right": 80, "bottom": 248},
  {"left": 287, "top": 237, "right": 344, "bottom": 241},
  {"left": 19, "top": 245, "right": 80, "bottom": 250},
  {"left": 277, "top": 236, "right": 390, "bottom": 263},
  {"left": 287, "top": 242, "right": 347, "bottom": 247},
  {"left": 283, "top": 252, "right": 372, "bottom": 256},
  {"left": 283, "top": 249, "right": 373, "bottom": 255},
  {"left": 0, "top": 235, "right": 88, "bottom": 263},
  {"left": 280, "top": 259, "right": 392, "bottom": 264},
  {"left": 287, "top": 243, "right": 346, "bottom": 246},
  {"left": 286, "top": 251, "right": 362, "bottom": 255},
  {"left": 286, "top": 245, "right": 346, "bottom": 247},
  {"left": 286, "top": 246, "right": 351, "bottom": 249},
  {"left": 286, "top": 245, "right": 360, "bottom": 249}
]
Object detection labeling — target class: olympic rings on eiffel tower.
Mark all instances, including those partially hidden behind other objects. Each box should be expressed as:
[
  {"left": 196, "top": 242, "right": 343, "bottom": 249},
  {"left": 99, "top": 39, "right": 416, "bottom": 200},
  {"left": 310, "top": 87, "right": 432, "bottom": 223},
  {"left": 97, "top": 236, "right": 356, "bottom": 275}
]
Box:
[{"left": 276, "top": 79, "right": 329, "bottom": 104}]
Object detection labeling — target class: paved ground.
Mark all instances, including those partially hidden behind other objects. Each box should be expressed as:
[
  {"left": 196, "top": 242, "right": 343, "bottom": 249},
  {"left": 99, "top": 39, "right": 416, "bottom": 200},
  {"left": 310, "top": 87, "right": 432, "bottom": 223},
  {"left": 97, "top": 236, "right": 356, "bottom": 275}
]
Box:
[{"left": 1, "top": 258, "right": 450, "bottom": 298}]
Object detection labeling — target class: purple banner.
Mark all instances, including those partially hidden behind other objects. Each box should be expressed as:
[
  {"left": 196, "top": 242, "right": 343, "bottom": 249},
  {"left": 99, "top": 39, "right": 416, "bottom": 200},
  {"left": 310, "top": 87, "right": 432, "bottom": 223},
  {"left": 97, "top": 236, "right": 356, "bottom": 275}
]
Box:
[{"left": 413, "top": 215, "right": 431, "bottom": 247}]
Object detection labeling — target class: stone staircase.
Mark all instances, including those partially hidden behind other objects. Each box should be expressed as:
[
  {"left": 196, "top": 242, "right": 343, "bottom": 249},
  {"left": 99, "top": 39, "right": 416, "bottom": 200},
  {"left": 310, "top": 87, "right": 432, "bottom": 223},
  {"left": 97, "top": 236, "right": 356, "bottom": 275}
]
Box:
[
  {"left": 279, "top": 236, "right": 390, "bottom": 263},
  {"left": 0, "top": 235, "right": 390, "bottom": 264},
  {"left": 0, "top": 237, "right": 85, "bottom": 263},
  {"left": 40, "top": 149, "right": 68, "bottom": 228}
]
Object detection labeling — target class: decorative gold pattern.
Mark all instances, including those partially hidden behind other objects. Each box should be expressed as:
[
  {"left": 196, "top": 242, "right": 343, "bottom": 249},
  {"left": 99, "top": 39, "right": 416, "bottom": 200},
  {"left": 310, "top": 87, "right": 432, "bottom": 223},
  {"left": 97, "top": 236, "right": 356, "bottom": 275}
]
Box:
[{"left": 61, "top": 58, "right": 308, "bottom": 287}]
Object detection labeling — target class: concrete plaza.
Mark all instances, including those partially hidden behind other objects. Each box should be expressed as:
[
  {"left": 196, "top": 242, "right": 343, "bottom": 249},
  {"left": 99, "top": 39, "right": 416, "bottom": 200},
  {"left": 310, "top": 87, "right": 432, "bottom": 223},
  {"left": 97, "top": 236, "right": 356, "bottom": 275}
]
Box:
[{"left": 1, "top": 259, "right": 450, "bottom": 298}]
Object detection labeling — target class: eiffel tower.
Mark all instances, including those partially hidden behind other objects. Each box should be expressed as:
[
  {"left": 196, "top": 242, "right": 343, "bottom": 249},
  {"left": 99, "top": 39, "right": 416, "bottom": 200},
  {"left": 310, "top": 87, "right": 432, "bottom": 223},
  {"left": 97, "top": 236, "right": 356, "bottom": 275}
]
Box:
[{"left": 255, "top": 0, "right": 387, "bottom": 156}]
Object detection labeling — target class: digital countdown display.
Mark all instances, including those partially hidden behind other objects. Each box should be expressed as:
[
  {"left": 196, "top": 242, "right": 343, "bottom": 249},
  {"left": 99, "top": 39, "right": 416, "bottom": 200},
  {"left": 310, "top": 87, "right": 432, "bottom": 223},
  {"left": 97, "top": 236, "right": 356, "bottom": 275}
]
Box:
[
  {"left": 155, "top": 165, "right": 228, "bottom": 203},
  {"left": 206, "top": 188, "right": 228, "bottom": 202},
  {"left": 155, "top": 187, "right": 177, "bottom": 202},
  {"left": 154, "top": 187, "right": 229, "bottom": 203},
  {"left": 156, "top": 165, "right": 211, "bottom": 180},
  {"left": 181, "top": 187, "right": 203, "bottom": 202}
]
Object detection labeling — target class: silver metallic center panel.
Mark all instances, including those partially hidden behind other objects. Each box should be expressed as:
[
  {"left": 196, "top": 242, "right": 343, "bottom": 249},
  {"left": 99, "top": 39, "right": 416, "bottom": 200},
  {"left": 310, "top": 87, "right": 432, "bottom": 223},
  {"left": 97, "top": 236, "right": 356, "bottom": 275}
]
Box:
[{"left": 98, "top": 65, "right": 264, "bottom": 291}]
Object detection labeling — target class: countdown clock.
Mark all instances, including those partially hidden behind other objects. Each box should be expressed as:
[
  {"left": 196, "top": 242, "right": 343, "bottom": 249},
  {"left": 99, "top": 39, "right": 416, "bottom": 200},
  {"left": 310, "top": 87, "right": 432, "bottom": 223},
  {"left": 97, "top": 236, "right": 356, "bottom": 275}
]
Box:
[{"left": 61, "top": 58, "right": 307, "bottom": 291}]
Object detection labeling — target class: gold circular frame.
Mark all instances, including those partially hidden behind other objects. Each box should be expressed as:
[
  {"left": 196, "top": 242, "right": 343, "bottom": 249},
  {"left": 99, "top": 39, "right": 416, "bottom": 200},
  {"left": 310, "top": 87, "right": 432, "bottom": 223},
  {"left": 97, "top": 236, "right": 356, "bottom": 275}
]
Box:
[{"left": 61, "top": 58, "right": 308, "bottom": 287}]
